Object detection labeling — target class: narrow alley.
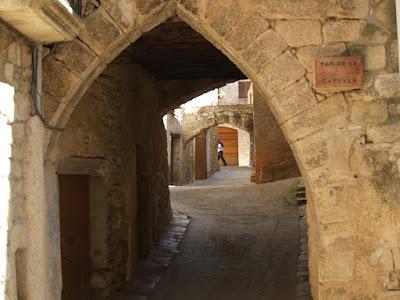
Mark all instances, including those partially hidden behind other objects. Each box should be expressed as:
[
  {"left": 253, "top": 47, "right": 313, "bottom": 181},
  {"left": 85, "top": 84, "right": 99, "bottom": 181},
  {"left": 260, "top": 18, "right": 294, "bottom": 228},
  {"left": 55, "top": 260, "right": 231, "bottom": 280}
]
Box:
[{"left": 149, "top": 167, "right": 301, "bottom": 300}]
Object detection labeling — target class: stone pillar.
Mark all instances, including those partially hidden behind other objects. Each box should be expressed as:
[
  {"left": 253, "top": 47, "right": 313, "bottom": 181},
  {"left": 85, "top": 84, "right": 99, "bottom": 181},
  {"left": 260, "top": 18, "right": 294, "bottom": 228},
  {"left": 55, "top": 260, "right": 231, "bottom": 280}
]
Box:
[{"left": 23, "top": 117, "right": 54, "bottom": 300}]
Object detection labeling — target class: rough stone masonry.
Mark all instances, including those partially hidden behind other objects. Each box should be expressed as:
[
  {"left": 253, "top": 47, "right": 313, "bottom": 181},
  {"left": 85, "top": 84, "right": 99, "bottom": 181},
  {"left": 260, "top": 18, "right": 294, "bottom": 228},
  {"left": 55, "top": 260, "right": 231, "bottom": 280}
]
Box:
[{"left": 0, "top": 0, "right": 399, "bottom": 299}]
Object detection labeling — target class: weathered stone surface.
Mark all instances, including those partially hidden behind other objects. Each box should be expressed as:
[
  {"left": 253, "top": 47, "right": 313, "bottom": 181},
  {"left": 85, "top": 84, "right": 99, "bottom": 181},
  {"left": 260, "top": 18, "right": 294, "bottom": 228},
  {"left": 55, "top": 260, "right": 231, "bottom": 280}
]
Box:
[
  {"left": 366, "top": 122, "right": 400, "bottom": 144},
  {"left": 320, "top": 251, "right": 355, "bottom": 281},
  {"left": 350, "top": 99, "right": 388, "bottom": 124},
  {"left": 135, "top": 0, "right": 163, "bottom": 15},
  {"left": 313, "top": 188, "right": 351, "bottom": 224},
  {"left": 323, "top": 20, "right": 364, "bottom": 43},
  {"left": 178, "top": 0, "right": 200, "bottom": 15},
  {"left": 391, "top": 39, "right": 399, "bottom": 72},
  {"left": 359, "top": 23, "right": 390, "bottom": 45},
  {"left": 375, "top": 73, "right": 400, "bottom": 98},
  {"left": 225, "top": 13, "right": 269, "bottom": 51},
  {"left": 101, "top": 0, "right": 136, "bottom": 30},
  {"left": 0, "top": 26, "right": 15, "bottom": 50},
  {"left": 297, "top": 43, "right": 347, "bottom": 73},
  {"left": 295, "top": 131, "right": 328, "bottom": 170},
  {"left": 42, "top": 57, "right": 80, "bottom": 98},
  {"left": 363, "top": 45, "right": 386, "bottom": 70},
  {"left": 270, "top": 78, "right": 317, "bottom": 122},
  {"left": 50, "top": 39, "right": 98, "bottom": 76},
  {"left": 374, "top": 0, "right": 397, "bottom": 31},
  {"left": 327, "top": 0, "right": 369, "bottom": 19},
  {"left": 254, "top": 0, "right": 325, "bottom": 19},
  {"left": 261, "top": 52, "right": 305, "bottom": 96},
  {"left": 275, "top": 20, "right": 321, "bottom": 47},
  {"left": 205, "top": 0, "right": 242, "bottom": 36},
  {"left": 78, "top": 7, "right": 122, "bottom": 54},
  {"left": 4, "top": 62, "right": 13, "bottom": 83},
  {"left": 241, "top": 30, "right": 287, "bottom": 73},
  {"left": 8, "top": 42, "right": 21, "bottom": 66},
  {"left": 282, "top": 93, "right": 348, "bottom": 142}
]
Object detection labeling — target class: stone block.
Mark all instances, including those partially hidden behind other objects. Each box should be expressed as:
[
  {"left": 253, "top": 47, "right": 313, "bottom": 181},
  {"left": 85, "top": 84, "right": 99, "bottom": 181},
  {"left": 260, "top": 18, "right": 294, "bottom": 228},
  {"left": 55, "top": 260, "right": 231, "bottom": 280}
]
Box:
[
  {"left": 295, "top": 131, "right": 328, "bottom": 170},
  {"left": 320, "top": 223, "right": 354, "bottom": 250},
  {"left": 282, "top": 94, "right": 348, "bottom": 142},
  {"left": 51, "top": 39, "right": 98, "bottom": 77},
  {"left": 225, "top": 13, "right": 269, "bottom": 51},
  {"left": 135, "top": 0, "right": 163, "bottom": 15},
  {"left": 363, "top": 45, "right": 386, "bottom": 70},
  {"left": 375, "top": 73, "right": 400, "bottom": 98},
  {"left": 4, "top": 63, "right": 14, "bottom": 83},
  {"left": 8, "top": 42, "right": 21, "bottom": 66},
  {"left": 78, "top": 7, "right": 122, "bottom": 55},
  {"left": 178, "top": 0, "right": 200, "bottom": 15},
  {"left": 101, "top": 0, "right": 136, "bottom": 30},
  {"left": 350, "top": 99, "right": 388, "bottom": 125},
  {"left": 0, "top": 26, "right": 15, "bottom": 50},
  {"left": 42, "top": 57, "right": 80, "bottom": 98},
  {"left": 374, "top": 0, "right": 397, "bottom": 32},
  {"left": 323, "top": 20, "right": 364, "bottom": 43},
  {"left": 359, "top": 23, "right": 390, "bottom": 45},
  {"left": 275, "top": 20, "right": 321, "bottom": 47},
  {"left": 13, "top": 92, "right": 31, "bottom": 121},
  {"left": 270, "top": 78, "right": 317, "bottom": 122},
  {"left": 254, "top": 0, "right": 325, "bottom": 19},
  {"left": 391, "top": 39, "right": 399, "bottom": 72},
  {"left": 205, "top": 0, "right": 243, "bottom": 37},
  {"left": 297, "top": 43, "right": 347, "bottom": 73},
  {"left": 366, "top": 122, "right": 400, "bottom": 144},
  {"left": 241, "top": 30, "right": 287, "bottom": 73},
  {"left": 327, "top": 0, "right": 369, "bottom": 19},
  {"left": 320, "top": 251, "right": 355, "bottom": 281},
  {"left": 260, "top": 52, "right": 305, "bottom": 96}
]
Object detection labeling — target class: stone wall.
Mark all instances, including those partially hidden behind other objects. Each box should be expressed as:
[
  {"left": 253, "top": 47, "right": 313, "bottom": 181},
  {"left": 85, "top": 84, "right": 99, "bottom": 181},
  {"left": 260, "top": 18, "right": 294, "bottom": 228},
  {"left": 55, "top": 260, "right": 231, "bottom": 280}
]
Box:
[
  {"left": 3, "top": 0, "right": 400, "bottom": 299},
  {"left": 51, "top": 63, "right": 171, "bottom": 298},
  {"left": 0, "top": 22, "right": 41, "bottom": 300},
  {"left": 253, "top": 88, "right": 301, "bottom": 183},
  {"left": 218, "top": 81, "right": 250, "bottom": 105},
  {"left": 166, "top": 112, "right": 183, "bottom": 185}
]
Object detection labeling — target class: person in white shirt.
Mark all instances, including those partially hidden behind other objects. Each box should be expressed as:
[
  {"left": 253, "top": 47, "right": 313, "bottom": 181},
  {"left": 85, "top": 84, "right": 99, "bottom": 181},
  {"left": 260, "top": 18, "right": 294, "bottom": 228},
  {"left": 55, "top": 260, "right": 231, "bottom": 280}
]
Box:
[{"left": 217, "top": 140, "right": 228, "bottom": 166}]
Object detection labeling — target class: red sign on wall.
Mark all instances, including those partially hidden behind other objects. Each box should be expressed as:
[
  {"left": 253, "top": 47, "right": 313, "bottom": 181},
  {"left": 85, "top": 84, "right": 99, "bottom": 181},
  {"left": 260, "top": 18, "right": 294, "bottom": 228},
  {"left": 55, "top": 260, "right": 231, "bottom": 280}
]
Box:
[{"left": 315, "top": 56, "right": 364, "bottom": 90}]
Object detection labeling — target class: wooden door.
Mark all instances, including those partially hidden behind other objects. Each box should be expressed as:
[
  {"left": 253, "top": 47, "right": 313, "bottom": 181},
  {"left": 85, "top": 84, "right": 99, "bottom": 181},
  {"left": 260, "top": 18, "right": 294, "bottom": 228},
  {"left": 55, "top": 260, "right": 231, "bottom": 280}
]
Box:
[
  {"left": 195, "top": 133, "right": 207, "bottom": 180},
  {"left": 59, "top": 175, "right": 90, "bottom": 300},
  {"left": 217, "top": 127, "right": 239, "bottom": 165}
]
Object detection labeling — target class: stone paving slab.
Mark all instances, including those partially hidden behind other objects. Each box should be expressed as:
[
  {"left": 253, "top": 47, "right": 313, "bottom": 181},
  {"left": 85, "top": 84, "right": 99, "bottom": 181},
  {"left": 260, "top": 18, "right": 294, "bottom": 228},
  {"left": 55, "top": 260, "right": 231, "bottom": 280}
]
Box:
[
  {"left": 296, "top": 186, "right": 312, "bottom": 300},
  {"left": 120, "top": 210, "right": 190, "bottom": 299}
]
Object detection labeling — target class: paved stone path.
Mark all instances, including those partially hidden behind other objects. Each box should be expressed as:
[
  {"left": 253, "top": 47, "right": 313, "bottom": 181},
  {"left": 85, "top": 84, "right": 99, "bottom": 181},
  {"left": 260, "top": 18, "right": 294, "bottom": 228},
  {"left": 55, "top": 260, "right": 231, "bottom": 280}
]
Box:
[{"left": 150, "top": 167, "right": 302, "bottom": 300}]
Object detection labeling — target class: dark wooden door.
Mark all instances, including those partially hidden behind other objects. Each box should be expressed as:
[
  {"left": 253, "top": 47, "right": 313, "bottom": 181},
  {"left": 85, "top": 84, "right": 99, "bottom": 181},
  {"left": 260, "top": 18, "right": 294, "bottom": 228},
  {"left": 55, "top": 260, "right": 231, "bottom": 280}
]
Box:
[
  {"left": 59, "top": 175, "right": 90, "bottom": 300},
  {"left": 195, "top": 133, "right": 207, "bottom": 180},
  {"left": 217, "top": 127, "right": 239, "bottom": 165}
]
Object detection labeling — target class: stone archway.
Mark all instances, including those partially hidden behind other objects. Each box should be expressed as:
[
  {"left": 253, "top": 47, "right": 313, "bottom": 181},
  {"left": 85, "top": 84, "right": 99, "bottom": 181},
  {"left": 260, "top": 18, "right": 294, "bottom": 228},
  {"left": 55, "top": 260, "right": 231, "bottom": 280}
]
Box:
[
  {"left": 38, "top": 1, "right": 400, "bottom": 299},
  {"left": 181, "top": 104, "right": 253, "bottom": 142}
]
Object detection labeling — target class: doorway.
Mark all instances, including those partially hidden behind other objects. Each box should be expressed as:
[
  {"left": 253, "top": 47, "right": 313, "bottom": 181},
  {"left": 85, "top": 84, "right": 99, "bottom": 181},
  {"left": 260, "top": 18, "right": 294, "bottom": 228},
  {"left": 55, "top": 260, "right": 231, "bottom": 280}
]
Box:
[
  {"left": 217, "top": 126, "right": 239, "bottom": 166},
  {"left": 58, "top": 175, "right": 90, "bottom": 300},
  {"left": 195, "top": 132, "right": 207, "bottom": 180}
]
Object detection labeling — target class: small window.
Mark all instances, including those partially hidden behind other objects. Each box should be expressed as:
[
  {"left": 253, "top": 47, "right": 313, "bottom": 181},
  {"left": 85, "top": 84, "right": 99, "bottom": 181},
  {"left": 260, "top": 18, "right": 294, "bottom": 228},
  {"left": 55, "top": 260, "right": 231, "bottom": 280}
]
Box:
[{"left": 238, "top": 81, "right": 251, "bottom": 98}]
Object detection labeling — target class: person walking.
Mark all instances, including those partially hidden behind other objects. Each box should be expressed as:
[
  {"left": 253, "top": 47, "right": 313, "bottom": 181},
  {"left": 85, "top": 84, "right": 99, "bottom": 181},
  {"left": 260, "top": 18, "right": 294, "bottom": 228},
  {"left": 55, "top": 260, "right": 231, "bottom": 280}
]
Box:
[{"left": 217, "top": 140, "right": 228, "bottom": 166}]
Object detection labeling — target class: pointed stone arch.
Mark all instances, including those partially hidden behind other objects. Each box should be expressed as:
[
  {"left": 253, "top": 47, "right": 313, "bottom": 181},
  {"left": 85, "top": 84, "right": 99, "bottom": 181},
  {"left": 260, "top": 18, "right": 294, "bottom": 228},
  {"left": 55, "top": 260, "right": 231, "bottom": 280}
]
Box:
[{"left": 40, "top": 1, "right": 400, "bottom": 299}]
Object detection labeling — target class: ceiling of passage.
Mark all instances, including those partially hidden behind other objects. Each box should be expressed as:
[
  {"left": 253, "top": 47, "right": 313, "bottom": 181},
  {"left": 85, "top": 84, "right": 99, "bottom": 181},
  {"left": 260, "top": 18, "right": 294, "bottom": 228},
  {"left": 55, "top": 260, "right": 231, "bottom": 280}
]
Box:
[{"left": 114, "top": 16, "right": 246, "bottom": 81}]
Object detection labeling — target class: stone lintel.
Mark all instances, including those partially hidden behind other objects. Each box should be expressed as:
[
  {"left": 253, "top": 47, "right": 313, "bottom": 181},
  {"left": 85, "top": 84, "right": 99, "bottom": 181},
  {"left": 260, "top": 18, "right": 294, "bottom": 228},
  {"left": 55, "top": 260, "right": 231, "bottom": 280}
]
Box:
[{"left": 0, "top": 0, "right": 84, "bottom": 43}]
